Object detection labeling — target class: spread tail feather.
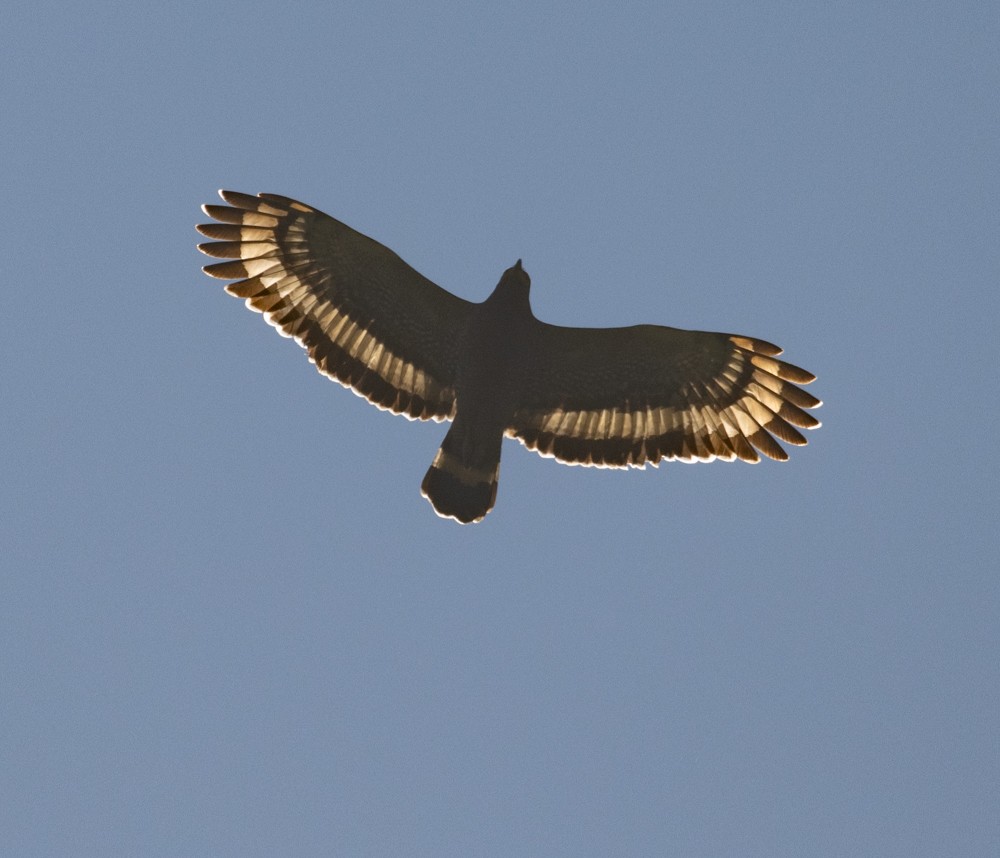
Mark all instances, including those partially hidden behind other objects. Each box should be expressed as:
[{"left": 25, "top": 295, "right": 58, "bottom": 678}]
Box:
[{"left": 421, "top": 431, "right": 500, "bottom": 524}]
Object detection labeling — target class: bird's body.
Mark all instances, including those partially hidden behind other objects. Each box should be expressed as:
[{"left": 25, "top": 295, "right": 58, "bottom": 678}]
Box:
[
  {"left": 421, "top": 261, "right": 536, "bottom": 522},
  {"left": 198, "top": 191, "right": 821, "bottom": 523}
]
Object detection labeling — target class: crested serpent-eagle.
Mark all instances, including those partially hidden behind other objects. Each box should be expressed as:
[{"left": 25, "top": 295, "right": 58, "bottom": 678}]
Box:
[{"left": 198, "top": 191, "right": 821, "bottom": 524}]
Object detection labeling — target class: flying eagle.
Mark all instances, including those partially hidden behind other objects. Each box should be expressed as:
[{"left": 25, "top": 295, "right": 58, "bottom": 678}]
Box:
[{"left": 197, "top": 191, "right": 821, "bottom": 523}]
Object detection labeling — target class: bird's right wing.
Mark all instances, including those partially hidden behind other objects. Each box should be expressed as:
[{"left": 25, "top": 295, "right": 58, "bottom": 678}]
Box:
[
  {"left": 198, "top": 191, "right": 475, "bottom": 421},
  {"left": 509, "top": 323, "right": 821, "bottom": 467}
]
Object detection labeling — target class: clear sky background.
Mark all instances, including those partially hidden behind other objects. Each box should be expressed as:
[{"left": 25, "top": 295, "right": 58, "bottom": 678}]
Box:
[{"left": 2, "top": 2, "right": 997, "bottom": 855}]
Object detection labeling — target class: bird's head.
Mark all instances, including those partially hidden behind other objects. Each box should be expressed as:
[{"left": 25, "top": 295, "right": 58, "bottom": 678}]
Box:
[
  {"left": 485, "top": 259, "right": 532, "bottom": 313},
  {"left": 499, "top": 258, "right": 531, "bottom": 294}
]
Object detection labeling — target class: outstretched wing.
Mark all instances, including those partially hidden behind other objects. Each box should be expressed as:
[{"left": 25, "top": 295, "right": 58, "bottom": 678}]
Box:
[
  {"left": 509, "top": 324, "right": 821, "bottom": 467},
  {"left": 197, "top": 191, "right": 474, "bottom": 421}
]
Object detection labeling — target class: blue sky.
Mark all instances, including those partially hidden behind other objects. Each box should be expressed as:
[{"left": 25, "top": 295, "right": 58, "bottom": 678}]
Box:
[{"left": 2, "top": 2, "right": 997, "bottom": 855}]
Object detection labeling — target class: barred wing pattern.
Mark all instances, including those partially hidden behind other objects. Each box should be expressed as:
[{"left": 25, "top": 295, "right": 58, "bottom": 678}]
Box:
[
  {"left": 510, "top": 324, "right": 821, "bottom": 468},
  {"left": 197, "top": 191, "right": 474, "bottom": 421}
]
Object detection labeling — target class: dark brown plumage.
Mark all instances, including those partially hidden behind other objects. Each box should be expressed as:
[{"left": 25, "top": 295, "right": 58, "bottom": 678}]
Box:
[{"left": 198, "top": 191, "right": 821, "bottom": 523}]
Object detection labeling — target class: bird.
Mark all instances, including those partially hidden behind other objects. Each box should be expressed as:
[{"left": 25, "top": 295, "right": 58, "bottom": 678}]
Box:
[{"left": 197, "top": 191, "right": 821, "bottom": 524}]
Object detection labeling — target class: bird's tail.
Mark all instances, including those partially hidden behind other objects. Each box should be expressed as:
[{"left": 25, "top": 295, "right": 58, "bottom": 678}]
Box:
[{"left": 421, "top": 423, "right": 500, "bottom": 524}]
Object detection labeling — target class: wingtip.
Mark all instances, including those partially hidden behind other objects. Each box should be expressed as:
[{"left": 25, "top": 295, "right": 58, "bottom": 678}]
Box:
[{"left": 200, "top": 191, "right": 238, "bottom": 216}]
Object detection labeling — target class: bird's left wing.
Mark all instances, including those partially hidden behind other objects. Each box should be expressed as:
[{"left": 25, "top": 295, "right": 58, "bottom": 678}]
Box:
[
  {"left": 509, "top": 323, "right": 821, "bottom": 467},
  {"left": 198, "top": 191, "right": 474, "bottom": 421}
]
